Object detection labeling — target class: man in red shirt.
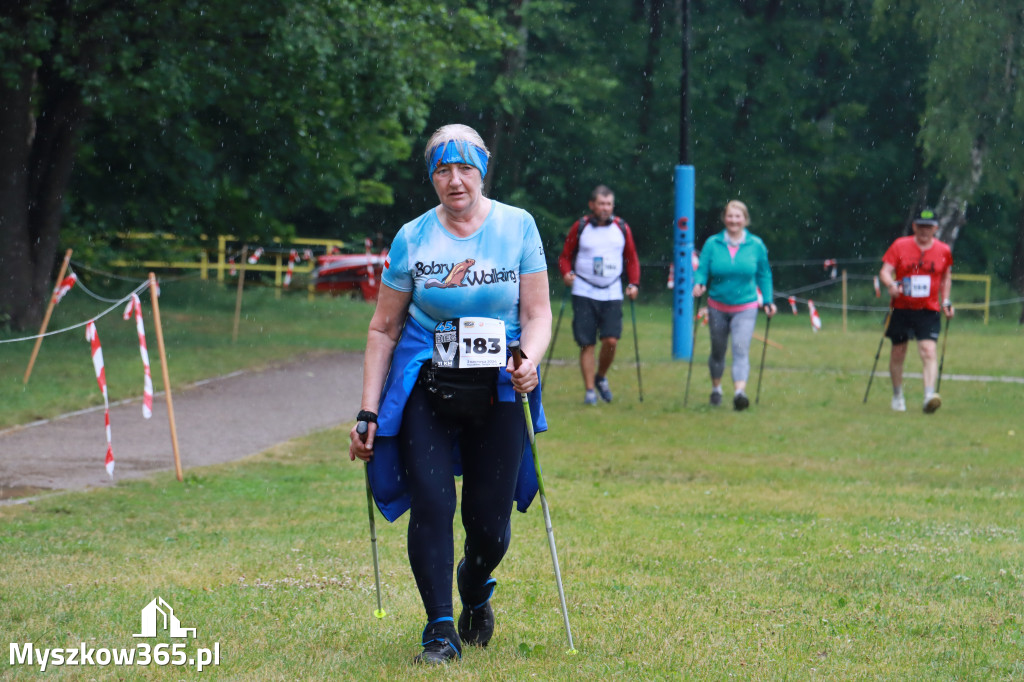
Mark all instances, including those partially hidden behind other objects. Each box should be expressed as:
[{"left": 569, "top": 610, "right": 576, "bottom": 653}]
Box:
[
  {"left": 878, "top": 209, "right": 955, "bottom": 413},
  {"left": 558, "top": 185, "right": 641, "bottom": 405}
]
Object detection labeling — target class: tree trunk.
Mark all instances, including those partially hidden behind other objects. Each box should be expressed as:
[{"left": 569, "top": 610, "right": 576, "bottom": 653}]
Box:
[
  {"left": 633, "top": 0, "right": 664, "bottom": 166},
  {"left": 934, "top": 136, "right": 984, "bottom": 251},
  {"left": 0, "top": 63, "right": 38, "bottom": 330},
  {"left": 484, "top": 0, "right": 528, "bottom": 196},
  {"left": 0, "top": 52, "right": 86, "bottom": 330},
  {"left": 1011, "top": 200, "right": 1024, "bottom": 324}
]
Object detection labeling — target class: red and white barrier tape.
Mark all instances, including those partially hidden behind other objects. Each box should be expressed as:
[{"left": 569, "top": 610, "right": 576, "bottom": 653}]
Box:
[
  {"left": 85, "top": 321, "right": 115, "bottom": 477},
  {"left": 54, "top": 272, "right": 78, "bottom": 304},
  {"left": 808, "top": 299, "right": 822, "bottom": 331},
  {"left": 284, "top": 249, "right": 297, "bottom": 288},
  {"left": 122, "top": 294, "right": 153, "bottom": 419}
]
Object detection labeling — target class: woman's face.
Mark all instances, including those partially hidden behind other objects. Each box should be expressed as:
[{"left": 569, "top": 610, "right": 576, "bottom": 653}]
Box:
[
  {"left": 723, "top": 206, "right": 748, "bottom": 233},
  {"left": 432, "top": 162, "right": 483, "bottom": 216}
]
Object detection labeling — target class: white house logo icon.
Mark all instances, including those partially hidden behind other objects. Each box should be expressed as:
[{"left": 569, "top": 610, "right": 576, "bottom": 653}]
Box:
[{"left": 133, "top": 597, "right": 197, "bottom": 638}]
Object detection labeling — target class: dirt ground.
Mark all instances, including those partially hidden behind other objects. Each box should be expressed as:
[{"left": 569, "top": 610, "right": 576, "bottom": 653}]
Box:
[{"left": 0, "top": 352, "right": 364, "bottom": 503}]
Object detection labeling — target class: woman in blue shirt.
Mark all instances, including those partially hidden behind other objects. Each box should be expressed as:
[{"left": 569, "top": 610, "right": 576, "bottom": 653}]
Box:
[{"left": 348, "top": 124, "right": 551, "bottom": 664}]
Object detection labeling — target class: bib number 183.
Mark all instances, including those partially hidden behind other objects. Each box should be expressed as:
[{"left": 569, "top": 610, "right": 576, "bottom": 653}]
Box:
[{"left": 433, "top": 317, "right": 506, "bottom": 369}]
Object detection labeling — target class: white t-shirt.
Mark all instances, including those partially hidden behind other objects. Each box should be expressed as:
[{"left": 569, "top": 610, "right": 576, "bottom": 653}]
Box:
[{"left": 571, "top": 222, "right": 625, "bottom": 301}]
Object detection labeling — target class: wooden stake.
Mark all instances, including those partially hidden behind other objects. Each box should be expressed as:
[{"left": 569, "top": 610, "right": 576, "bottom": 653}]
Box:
[
  {"left": 148, "top": 273, "right": 184, "bottom": 482},
  {"left": 24, "top": 249, "right": 73, "bottom": 385},
  {"left": 233, "top": 245, "right": 248, "bottom": 343}
]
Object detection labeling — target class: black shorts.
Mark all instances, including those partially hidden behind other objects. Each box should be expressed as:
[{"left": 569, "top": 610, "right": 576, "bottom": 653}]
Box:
[
  {"left": 572, "top": 296, "right": 623, "bottom": 347},
  {"left": 886, "top": 308, "right": 941, "bottom": 344}
]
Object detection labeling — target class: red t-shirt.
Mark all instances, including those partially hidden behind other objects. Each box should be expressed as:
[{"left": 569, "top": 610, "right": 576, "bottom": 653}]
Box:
[{"left": 882, "top": 236, "right": 953, "bottom": 311}]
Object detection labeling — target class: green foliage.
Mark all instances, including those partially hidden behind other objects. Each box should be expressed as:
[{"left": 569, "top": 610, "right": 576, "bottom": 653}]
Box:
[
  {"left": 911, "top": 2, "right": 1023, "bottom": 200},
  {"left": 63, "top": 1, "right": 506, "bottom": 249},
  {"left": 4, "top": 0, "right": 1023, "bottom": 293}
]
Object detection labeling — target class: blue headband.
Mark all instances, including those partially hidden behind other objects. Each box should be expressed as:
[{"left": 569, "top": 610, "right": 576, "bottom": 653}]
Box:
[{"left": 427, "top": 140, "right": 489, "bottom": 178}]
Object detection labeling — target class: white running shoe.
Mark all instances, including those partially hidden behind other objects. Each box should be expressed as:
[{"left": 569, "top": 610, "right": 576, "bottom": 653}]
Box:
[
  {"left": 891, "top": 395, "right": 906, "bottom": 412},
  {"left": 923, "top": 394, "right": 942, "bottom": 414}
]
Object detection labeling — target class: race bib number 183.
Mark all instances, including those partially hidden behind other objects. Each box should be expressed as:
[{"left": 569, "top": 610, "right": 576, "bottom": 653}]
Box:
[{"left": 433, "top": 317, "right": 507, "bottom": 369}]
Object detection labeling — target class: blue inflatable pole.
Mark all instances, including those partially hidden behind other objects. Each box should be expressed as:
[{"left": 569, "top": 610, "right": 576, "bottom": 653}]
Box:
[{"left": 672, "top": 166, "right": 696, "bottom": 360}]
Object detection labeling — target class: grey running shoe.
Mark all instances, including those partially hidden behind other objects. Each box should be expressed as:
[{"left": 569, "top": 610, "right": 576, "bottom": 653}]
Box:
[
  {"left": 891, "top": 395, "right": 906, "bottom": 412},
  {"left": 710, "top": 391, "right": 722, "bottom": 407},
  {"left": 595, "top": 376, "right": 613, "bottom": 402},
  {"left": 923, "top": 394, "right": 941, "bottom": 414},
  {"left": 583, "top": 389, "right": 598, "bottom": 406}
]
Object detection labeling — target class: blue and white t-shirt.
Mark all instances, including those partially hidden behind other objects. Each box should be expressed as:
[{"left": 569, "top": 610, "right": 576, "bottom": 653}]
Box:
[{"left": 382, "top": 200, "right": 547, "bottom": 339}]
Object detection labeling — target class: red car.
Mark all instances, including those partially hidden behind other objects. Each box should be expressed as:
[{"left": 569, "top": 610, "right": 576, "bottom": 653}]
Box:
[{"left": 311, "top": 251, "right": 387, "bottom": 301}]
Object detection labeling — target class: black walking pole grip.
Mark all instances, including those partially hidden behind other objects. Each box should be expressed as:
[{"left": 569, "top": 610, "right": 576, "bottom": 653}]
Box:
[{"left": 510, "top": 340, "right": 523, "bottom": 371}]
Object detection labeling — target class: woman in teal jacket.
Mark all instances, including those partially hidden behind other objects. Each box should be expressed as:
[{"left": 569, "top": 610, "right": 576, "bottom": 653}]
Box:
[{"left": 693, "top": 200, "right": 776, "bottom": 410}]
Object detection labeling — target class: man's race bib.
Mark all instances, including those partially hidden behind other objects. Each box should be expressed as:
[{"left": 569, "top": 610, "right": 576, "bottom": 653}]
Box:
[
  {"left": 433, "top": 317, "right": 507, "bottom": 369},
  {"left": 902, "top": 275, "right": 931, "bottom": 298}
]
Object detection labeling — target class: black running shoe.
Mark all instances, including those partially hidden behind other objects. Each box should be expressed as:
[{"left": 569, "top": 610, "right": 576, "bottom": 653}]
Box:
[
  {"left": 413, "top": 619, "right": 462, "bottom": 664},
  {"left": 457, "top": 558, "right": 497, "bottom": 647},
  {"left": 733, "top": 392, "right": 749, "bottom": 411},
  {"left": 710, "top": 391, "right": 722, "bottom": 407}
]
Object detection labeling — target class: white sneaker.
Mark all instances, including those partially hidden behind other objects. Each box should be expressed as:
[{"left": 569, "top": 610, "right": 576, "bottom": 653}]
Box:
[
  {"left": 923, "top": 394, "right": 942, "bottom": 414},
  {"left": 891, "top": 395, "right": 906, "bottom": 412}
]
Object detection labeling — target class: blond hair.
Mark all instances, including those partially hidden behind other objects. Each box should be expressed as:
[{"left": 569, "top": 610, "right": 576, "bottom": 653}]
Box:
[
  {"left": 423, "top": 124, "right": 490, "bottom": 162},
  {"left": 722, "top": 200, "right": 750, "bottom": 226}
]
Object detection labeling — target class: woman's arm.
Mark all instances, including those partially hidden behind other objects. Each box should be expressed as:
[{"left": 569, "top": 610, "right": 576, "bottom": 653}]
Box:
[
  {"left": 350, "top": 284, "right": 412, "bottom": 461},
  {"left": 508, "top": 271, "right": 552, "bottom": 393}
]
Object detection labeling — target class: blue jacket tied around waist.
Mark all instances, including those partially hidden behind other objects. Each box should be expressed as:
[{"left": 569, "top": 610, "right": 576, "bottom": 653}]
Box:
[{"left": 366, "top": 316, "right": 547, "bottom": 522}]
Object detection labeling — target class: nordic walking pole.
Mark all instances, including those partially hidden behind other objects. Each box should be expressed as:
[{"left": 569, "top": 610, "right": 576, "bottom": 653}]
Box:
[
  {"left": 936, "top": 314, "right": 951, "bottom": 392},
  {"left": 683, "top": 296, "right": 702, "bottom": 407},
  {"left": 24, "top": 248, "right": 73, "bottom": 385},
  {"left": 755, "top": 313, "right": 772, "bottom": 405},
  {"left": 863, "top": 307, "right": 894, "bottom": 404},
  {"left": 510, "top": 340, "right": 576, "bottom": 655},
  {"left": 356, "top": 421, "right": 386, "bottom": 619},
  {"left": 629, "top": 297, "right": 644, "bottom": 402},
  {"left": 542, "top": 287, "right": 568, "bottom": 386}
]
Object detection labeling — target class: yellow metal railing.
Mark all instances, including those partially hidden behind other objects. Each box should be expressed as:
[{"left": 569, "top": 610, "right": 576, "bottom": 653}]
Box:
[
  {"left": 951, "top": 273, "right": 990, "bottom": 324},
  {"left": 109, "top": 233, "right": 348, "bottom": 286}
]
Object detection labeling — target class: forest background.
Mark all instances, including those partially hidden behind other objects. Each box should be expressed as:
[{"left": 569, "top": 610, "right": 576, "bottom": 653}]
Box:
[{"left": 2, "top": 0, "right": 1023, "bottom": 331}]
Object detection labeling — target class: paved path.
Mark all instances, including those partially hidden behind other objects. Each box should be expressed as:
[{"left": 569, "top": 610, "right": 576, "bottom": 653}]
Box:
[{"left": 0, "top": 352, "right": 363, "bottom": 502}]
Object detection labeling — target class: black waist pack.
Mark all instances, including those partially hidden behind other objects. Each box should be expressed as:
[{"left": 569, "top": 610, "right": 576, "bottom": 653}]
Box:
[{"left": 419, "top": 364, "right": 498, "bottom": 419}]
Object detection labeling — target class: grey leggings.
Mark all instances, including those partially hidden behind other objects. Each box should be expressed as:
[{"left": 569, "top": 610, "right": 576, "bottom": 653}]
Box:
[{"left": 707, "top": 306, "right": 758, "bottom": 383}]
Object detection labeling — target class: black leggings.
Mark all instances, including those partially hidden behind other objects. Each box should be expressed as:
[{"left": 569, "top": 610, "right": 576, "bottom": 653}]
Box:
[{"left": 398, "top": 381, "right": 528, "bottom": 622}]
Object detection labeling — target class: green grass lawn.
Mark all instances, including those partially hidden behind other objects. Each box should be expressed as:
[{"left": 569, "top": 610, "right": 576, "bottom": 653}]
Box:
[{"left": 2, "top": 285, "right": 1023, "bottom": 679}]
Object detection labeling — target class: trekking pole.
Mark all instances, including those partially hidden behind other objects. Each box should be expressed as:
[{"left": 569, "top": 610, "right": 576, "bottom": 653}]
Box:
[
  {"left": 936, "top": 314, "right": 951, "bottom": 392},
  {"left": 683, "top": 296, "right": 702, "bottom": 407},
  {"left": 356, "top": 421, "right": 386, "bottom": 619},
  {"left": 509, "top": 340, "right": 576, "bottom": 655},
  {"left": 542, "top": 287, "right": 568, "bottom": 386},
  {"left": 755, "top": 313, "right": 772, "bottom": 405},
  {"left": 629, "top": 297, "right": 644, "bottom": 402},
  {"left": 863, "top": 308, "right": 894, "bottom": 404}
]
